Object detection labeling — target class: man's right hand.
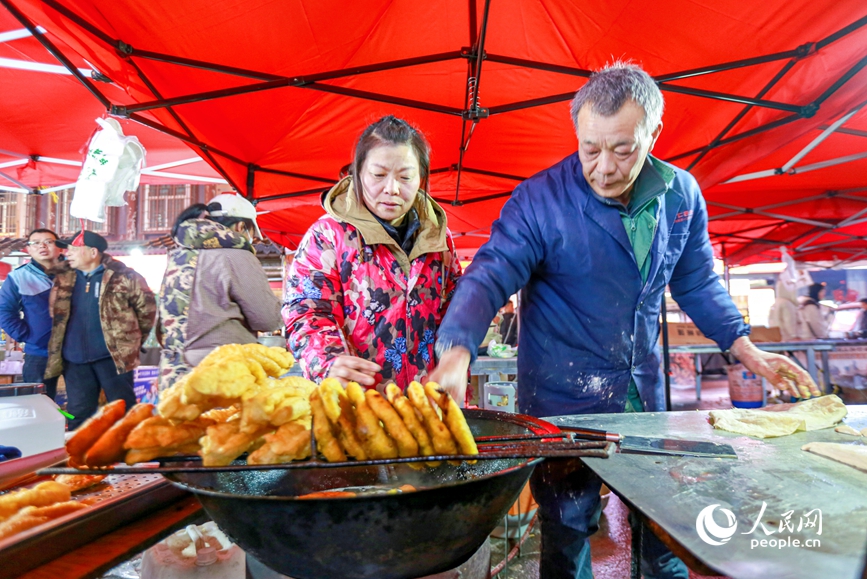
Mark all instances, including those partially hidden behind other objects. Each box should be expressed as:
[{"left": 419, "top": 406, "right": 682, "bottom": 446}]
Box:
[
  {"left": 427, "top": 346, "right": 472, "bottom": 403},
  {"left": 326, "top": 356, "right": 381, "bottom": 387}
]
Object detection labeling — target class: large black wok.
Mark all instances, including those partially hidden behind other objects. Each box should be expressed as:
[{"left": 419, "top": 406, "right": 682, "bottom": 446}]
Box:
[{"left": 166, "top": 409, "right": 559, "bottom": 579}]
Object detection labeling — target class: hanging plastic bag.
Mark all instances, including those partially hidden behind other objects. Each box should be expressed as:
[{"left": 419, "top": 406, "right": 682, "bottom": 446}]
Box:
[{"left": 71, "top": 117, "right": 145, "bottom": 222}]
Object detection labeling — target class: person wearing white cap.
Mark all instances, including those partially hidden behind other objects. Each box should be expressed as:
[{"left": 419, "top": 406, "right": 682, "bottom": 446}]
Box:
[{"left": 155, "top": 194, "right": 282, "bottom": 390}]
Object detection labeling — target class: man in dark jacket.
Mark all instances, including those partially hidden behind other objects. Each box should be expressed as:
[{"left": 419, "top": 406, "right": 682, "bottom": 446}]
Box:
[
  {"left": 430, "top": 63, "right": 820, "bottom": 579},
  {"left": 0, "top": 229, "right": 63, "bottom": 398},
  {"left": 46, "top": 231, "right": 156, "bottom": 429}
]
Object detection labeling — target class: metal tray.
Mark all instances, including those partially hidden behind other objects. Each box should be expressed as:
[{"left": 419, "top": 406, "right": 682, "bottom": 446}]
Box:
[{"left": 0, "top": 473, "right": 188, "bottom": 578}]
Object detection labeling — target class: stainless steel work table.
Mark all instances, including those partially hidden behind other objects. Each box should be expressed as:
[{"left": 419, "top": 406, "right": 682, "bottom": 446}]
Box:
[{"left": 544, "top": 405, "right": 867, "bottom": 579}]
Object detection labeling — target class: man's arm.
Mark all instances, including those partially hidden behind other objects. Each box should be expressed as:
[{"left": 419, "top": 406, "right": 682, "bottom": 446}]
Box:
[
  {"left": 128, "top": 272, "right": 157, "bottom": 339},
  {"left": 431, "top": 186, "right": 546, "bottom": 399},
  {"left": 669, "top": 184, "right": 819, "bottom": 398},
  {"left": 0, "top": 275, "right": 29, "bottom": 343}
]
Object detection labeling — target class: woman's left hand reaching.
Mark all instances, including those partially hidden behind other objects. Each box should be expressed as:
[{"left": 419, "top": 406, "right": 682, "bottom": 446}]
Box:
[{"left": 326, "top": 355, "right": 382, "bottom": 387}]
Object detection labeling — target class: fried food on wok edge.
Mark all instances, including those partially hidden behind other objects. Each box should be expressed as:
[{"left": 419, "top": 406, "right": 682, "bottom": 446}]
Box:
[{"left": 60, "top": 343, "right": 476, "bottom": 469}]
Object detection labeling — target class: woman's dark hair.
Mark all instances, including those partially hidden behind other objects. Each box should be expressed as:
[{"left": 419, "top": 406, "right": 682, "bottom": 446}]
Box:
[
  {"left": 171, "top": 203, "right": 209, "bottom": 239},
  {"left": 171, "top": 202, "right": 254, "bottom": 240},
  {"left": 808, "top": 282, "right": 825, "bottom": 302},
  {"left": 351, "top": 116, "right": 431, "bottom": 202}
]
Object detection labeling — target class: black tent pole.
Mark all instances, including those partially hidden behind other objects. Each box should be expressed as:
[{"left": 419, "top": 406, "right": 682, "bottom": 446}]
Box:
[{"left": 661, "top": 293, "right": 672, "bottom": 412}]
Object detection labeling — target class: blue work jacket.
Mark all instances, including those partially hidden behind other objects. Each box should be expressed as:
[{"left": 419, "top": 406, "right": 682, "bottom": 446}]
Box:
[
  {"left": 0, "top": 261, "right": 55, "bottom": 357},
  {"left": 437, "top": 153, "right": 749, "bottom": 417}
]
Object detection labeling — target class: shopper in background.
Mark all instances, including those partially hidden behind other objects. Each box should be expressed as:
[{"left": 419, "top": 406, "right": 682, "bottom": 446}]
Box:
[
  {"left": 853, "top": 298, "right": 867, "bottom": 339},
  {"left": 156, "top": 195, "right": 282, "bottom": 390},
  {"left": 768, "top": 278, "right": 800, "bottom": 342},
  {"left": 45, "top": 231, "right": 156, "bottom": 429},
  {"left": 0, "top": 229, "right": 64, "bottom": 398},
  {"left": 799, "top": 282, "right": 832, "bottom": 340}
]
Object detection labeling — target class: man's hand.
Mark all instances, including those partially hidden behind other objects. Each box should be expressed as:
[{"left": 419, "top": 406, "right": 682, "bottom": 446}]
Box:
[
  {"left": 730, "top": 336, "right": 821, "bottom": 399},
  {"left": 326, "top": 356, "right": 381, "bottom": 387},
  {"left": 427, "top": 346, "right": 472, "bottom": 403}
]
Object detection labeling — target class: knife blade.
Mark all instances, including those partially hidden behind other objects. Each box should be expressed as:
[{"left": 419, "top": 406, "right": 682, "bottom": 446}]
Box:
[{"left": 559, "top": 426, "right": 737, "bottom": 459}]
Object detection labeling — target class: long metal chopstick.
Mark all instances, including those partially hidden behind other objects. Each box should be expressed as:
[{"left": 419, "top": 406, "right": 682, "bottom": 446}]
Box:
[{"left": 38, "top": 441, "right": 614, "bottom": 476}]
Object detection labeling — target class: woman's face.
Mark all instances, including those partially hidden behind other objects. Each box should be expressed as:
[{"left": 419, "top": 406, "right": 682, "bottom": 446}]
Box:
[{"left": 360, "top": 144, "right": 421, "bottom": 221}]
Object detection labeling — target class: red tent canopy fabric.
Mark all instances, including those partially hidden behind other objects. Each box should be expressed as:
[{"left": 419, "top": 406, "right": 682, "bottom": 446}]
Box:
[
  {"left": 0, "top": 8, "right": 222, "bottom": 192},
  {"left": 5, "top": 0, "right": 867, "bottom": 262}
]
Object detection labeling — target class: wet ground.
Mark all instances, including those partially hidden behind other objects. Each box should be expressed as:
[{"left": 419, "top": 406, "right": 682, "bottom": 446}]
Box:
[{"left": 489, "top": 377, "right": 732, "bottom": 579}]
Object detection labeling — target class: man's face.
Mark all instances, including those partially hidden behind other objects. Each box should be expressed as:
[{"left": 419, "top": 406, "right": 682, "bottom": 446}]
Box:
[
  {"left": 66, "top": 245, "right": 98, "bottom": 270},
  {"left": 26, "top": 232, "right": 61, "bottom": 264},
  {"left": 577, "top": 100, "right": 662, "bottom": 204}
]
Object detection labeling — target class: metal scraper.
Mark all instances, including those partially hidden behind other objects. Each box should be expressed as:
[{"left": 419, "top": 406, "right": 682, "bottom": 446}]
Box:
[{"left": 560, "top": 426, "right": 738, "bottom": 459}]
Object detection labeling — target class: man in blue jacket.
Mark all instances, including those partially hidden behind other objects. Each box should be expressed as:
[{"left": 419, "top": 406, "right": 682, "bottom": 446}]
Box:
[
  {"left": 0, "top": 229, "right": 64, "bottom": 399},
  {"left": 430, "top": 63, "right": 819, "bottom": 579}
]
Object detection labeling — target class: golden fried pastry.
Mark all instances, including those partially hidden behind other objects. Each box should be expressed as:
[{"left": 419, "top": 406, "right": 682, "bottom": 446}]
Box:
[
  {"left": 125, "top": 442, "right": 201, "bottom": 465},
  {"left": 425, "top": 382, "right": 478, "bottom": 463},
  {"left": 0, "top": 482, "right": 71, "bottom": 522},
  {"left": 407, "top": 382, "right": 458, "bottom": 457},
  {"left": 66, "top": 400, "right": 126, "bottom": 463},
  {"left": 309, "top": 390, "right": 346, "bottom": 462},
  {"left": 0, "top": 514, "right": 50, "bottom": 540},
  {"left": 200, "top": 420, "right": 273, "bottom": 467},
  {"left": 320, "top": 378, "right": 367, "bottom": 460},
  {"left": 54, "top": 474, "right": 107, "bottom": 493},
  {"left": 366, "top": 389, "right": 418, "bottom": 458},
  {"left": 386, "top": 383, "right": 439, "bottom": 467},
  {"left": 20, "top": 501, "right": 89, "bottom": 519},
  {"left": 240, "top": 385, "right": 310, "bottom": 433},
  {"left": 125, "top": 417, "right": 208, "bottom": 450},
  {"left": 199, "top": 406, "right": 240, "bottom": 424},
  {"left": 247, "top": 422, "right": 311, "bottom": 465},
  {"left": 346, "top": 383, "right": 398, "bottom": 459},
  {"left": 157, "top": 377, "right": 202, "bottom": 421},
  {"left": 184, "top": 359, "right": 259, "bottom": 401},
  {"left": 85, "top": 403, "right": 155, "bottom": 466}
]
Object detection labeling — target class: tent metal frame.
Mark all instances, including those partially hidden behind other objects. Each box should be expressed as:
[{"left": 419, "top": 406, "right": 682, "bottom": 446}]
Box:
[{"left": 4, "top": 0, "right": 867, "bottom": 260}]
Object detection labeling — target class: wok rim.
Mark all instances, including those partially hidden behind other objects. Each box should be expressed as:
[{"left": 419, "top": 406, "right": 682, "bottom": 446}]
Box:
[{"left": 165, "top": 409, "right": 558, "bottom": 502}]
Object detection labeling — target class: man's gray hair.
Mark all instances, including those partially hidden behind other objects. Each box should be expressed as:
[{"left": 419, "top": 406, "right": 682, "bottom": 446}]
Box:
[{"left": 570, "top": 61, "right": 664, "bottom": 138}]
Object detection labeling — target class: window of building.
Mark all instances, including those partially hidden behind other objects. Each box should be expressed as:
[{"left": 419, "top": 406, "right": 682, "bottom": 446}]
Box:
[
  {"left": 57, "top": 189, "right": 111, "bottom": 235},
  {"left": 0, "top": 194, "right": 18, "bottom": 237},
  {"left": 142, "top": 185, "right": 191, "bottom": 233}
]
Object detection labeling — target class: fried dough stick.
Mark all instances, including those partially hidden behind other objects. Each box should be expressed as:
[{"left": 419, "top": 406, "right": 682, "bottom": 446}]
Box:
[
  {"left": 0, "top": 501, "right": 89, "bottom": 540},
  {"left": 85, "top": 403, "right": 155, "bottom": 466},
  {"left": 319, "top": 378, "right": 367, "bottom": 460},
  {"left": 385, "top": 383, "right": 439, "bottom": 467},
  {"left": 0, "top": 482, "right": 71, "bottom": 522},
  {"left": 247, "top": 423, "right": 311, "bottom": 465},
  {"left": 310, "top": 390, "right": 346, "bottom": 462},
  {"left": 346, "top": 382, "right": 398, "bottom": 459},
  {"left": 66, "top": 399, "right": 126, "bottom": 464},
  {"left": 366, "top": 389, "right": 418, "bottom": 458},
  {"left": 425, "top": 382, "right": 479, "bottom": 463},
  {"left": 406, "top": 382, "right": 458, "bottom": 458},
  {"left": 200, "top": 420, "right": 273, "bottom": 467}
]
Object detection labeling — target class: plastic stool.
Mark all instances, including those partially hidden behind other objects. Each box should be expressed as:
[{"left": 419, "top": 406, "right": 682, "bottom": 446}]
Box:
[{"left": 482, "top": 381, "right": 516, "bottom": 413}]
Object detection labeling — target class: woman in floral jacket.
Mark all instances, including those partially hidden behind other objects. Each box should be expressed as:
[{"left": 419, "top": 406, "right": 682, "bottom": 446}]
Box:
[{"left": 284, "top": 116, "right": 462, "bottom": 391}]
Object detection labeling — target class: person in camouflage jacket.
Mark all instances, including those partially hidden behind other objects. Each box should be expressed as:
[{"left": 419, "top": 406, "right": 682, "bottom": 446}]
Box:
[
  {"left": 46, "top": 252, "right": 156, "bottom": 381},
  {"left": 157, "top": 204, "right": 282, "bottom": 390}
]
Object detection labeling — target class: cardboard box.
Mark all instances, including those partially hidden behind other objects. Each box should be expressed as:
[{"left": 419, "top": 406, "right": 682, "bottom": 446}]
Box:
[
  {"left": 663, "top": 323, "right": 782, "bottom": 346},
  {"left": 664, "top": 322, "right": 714, "bottom": 346}
]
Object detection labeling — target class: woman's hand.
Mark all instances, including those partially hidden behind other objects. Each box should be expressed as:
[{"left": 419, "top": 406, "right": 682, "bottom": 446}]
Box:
[{"left": 326, "top": 356, "right": 382, "bottom": 387}]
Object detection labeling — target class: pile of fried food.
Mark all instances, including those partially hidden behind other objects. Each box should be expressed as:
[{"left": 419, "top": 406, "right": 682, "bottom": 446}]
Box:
[
  {"left": 0, "top": 475, "right": 106, "bottom": 540},
  {"left": 67, "top": 344, "right": 310, "bottom": 467},
  {"left": 307, "top": 379, "right": 478, "bottom": 466},
  {"left": 65, "top": 343, "right": 478, "bottom": 469}
]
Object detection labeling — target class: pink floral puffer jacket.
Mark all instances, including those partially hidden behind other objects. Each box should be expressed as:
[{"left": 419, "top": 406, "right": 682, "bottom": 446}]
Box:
[{"left": 284, "top": 177, "right": 462, "bottom": 390}]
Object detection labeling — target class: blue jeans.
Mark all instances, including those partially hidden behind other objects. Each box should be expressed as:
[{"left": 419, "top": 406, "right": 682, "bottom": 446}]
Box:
[
  {"left": 530, "top": 458, "right": 688, "bottom": 579},
  {"left": 22, "top": 354, "right": 59, "bottom": 401}
]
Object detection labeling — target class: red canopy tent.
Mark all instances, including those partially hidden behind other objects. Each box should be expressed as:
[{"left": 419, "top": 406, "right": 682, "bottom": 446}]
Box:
[
  {"left": 4, "top": 0, "right": 866, "bottom": 262},
  {"left": 0, "top": 7, "right": 222, "bottom": 193}
]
